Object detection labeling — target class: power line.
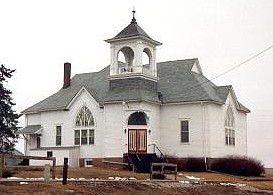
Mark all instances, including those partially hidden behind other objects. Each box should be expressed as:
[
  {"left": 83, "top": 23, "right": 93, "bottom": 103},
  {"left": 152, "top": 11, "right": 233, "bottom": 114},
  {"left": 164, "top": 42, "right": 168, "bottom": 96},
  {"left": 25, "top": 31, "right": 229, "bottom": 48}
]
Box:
[
  {"left": 209, "top": 44, "right": 273, "bottom": 81},
  {"left": 177, "top": 44, "right": 273, "bottom": 95}
]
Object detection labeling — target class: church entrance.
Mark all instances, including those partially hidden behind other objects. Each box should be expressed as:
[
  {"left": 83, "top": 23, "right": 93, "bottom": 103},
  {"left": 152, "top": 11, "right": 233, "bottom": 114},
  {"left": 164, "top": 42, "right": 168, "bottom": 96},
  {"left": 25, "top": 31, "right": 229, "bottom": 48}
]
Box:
[
  {"left": 128, "top": 129, "right": 147, "bottom": 153},
  {"left": 127, "top": 112, "right": 148, "bottom": 153}
]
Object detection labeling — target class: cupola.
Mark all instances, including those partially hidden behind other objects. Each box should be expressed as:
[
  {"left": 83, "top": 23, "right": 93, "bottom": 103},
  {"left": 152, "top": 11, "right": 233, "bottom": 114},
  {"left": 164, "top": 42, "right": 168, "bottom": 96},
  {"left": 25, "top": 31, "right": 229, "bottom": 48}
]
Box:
[{"left": 105, "top": 10, "right": 162, "bottom": 80}]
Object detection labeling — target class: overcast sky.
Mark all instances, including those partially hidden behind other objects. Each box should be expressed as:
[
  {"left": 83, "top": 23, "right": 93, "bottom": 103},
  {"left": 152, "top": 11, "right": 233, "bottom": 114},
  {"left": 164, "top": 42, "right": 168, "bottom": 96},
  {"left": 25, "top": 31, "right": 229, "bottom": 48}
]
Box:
[{"left": 1, "top": 0, "right": 273, "bottom": 167}]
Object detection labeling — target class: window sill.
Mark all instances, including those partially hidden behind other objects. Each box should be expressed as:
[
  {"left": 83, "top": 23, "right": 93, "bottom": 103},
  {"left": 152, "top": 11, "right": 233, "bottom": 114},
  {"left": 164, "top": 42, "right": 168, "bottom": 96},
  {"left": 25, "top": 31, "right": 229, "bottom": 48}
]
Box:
[{"left": 180, "top": 142, "right": 190, "bottom": 145}]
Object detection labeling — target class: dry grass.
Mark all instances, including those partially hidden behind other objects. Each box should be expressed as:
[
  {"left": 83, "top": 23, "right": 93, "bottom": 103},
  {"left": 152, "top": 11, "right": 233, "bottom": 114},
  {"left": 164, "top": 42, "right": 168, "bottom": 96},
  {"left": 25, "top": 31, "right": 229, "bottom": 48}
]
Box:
[
  {"left": 246, "top": 181, "right": 273, "bottom": 191},
  {"left": 14, "top": 166, "right": 149, "bottom": 180},
  {"left": 177, "top": 172, "right": 240, "bottom": 182},
  {"left": 3, "top": 166, "right": 272, "bottom": 194},
  {"left": 265, "top": 168, "right": 273, "bottom": 177}
]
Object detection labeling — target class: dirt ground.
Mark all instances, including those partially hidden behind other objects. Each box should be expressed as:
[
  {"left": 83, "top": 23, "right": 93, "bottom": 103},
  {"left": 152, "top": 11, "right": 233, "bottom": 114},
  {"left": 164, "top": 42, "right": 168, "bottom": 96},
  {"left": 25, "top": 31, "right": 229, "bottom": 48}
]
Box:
[
  {"left": 0, "top": 167, "right": 272, "bottom": 195},
  {"left": 0, "top": 180, "right": 272, "bottom": 195}
]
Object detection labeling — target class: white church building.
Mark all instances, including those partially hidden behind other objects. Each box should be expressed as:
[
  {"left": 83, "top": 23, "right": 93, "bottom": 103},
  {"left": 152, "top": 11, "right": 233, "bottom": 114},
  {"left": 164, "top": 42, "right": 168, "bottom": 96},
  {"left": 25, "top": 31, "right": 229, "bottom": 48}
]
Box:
[{"left": 21, "top": 12, "right": 250, "bottom": 167}]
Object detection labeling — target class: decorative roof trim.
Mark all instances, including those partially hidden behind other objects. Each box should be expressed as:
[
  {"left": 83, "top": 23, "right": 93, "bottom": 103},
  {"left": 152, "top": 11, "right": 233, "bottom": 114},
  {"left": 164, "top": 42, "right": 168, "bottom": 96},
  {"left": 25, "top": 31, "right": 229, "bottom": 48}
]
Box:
[
  {"left": 226, "top": 87, "right": 250, "bottom": 113},
  {"left": 66, "top": 86, "right": 100, "bottom": 109},
  {"left": 105, "top": 35, "right": 162, "bottom": 46}
]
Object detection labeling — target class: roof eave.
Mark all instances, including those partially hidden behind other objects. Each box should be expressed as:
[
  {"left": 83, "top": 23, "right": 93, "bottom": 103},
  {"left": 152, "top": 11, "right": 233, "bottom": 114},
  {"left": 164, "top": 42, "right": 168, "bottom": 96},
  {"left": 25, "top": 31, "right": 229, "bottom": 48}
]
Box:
[
  {"left": 105, "top": 35, "right": 162, "bottom": 46},
  {"left": 22, "top": 107, "right": 69, "bottom": 115},
  {"left": 238, "top": 108, "right": 251, "bottom": 113}
]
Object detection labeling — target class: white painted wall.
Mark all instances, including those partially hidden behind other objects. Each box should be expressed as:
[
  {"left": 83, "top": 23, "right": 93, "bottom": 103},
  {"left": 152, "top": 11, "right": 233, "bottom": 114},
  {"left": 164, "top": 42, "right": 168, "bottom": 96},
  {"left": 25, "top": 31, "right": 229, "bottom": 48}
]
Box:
[
  {"left": 24, "top": 88, "right": 248, "bottom": 166},
  {"left": 160, "top": 103, "right": 206, "bottom": 158},
  {"left": 26, "top": 88, "right": 105, "bottom": 165},
  {"left": 68, "top": 88, "right": 105, "bottom": 159},
  {"left": 27, "top": 113, "right": 41, "bottom": 125},
  {"left": 103, "top": 101, "right": 161, "bottom": 157},
  {"left": 208, "top": 93, "right": 247, "bottom": 157},
  {"left": 29, "top": 147, "right": 79, "bottom": 166},
  {"left": 124, "top": 101, "right": 161, "bottom": 153}
]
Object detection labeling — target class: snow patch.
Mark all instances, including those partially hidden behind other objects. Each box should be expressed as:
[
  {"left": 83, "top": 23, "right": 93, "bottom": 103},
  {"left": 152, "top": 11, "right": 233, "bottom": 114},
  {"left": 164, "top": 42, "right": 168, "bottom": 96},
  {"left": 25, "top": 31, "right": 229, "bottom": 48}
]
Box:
[
  {"left": 185, "top": 176, "right": 201, "bottom": 180},
  {"left": 129, "top": 177, "right": 136, "bottom": 180},
  {"left": 179, "top": 180, "right": 190, "bottom": 184},
  {"left": 19, "top": 182, "right": 29, "bottom": 185},
  {"left": 220, "top": 182, "right": 246, "bottom": 187},
  {"left": 7, "top": 177, "right": 22, "bottom": 180}
]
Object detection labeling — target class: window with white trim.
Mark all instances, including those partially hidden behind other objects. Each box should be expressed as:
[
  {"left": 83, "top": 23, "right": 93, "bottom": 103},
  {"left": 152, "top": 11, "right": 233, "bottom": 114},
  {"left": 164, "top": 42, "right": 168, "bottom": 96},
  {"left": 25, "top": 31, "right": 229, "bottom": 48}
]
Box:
[
  {"left": 74, "top": 106, "right": 95, "bottom": 145},
  {"left": 56, "top": 126, "right": 61, "bottom": 146},
  {"left": 225, "top": 106, "right": 235, "bottom": 146},
  {"left": 74, "top": 130, "right": 80, "bottom": 145},
  {"left": 180, "top": 120, "right": 189, "bottom": 143},
  {"left": 89, "top": 129, "right": 94, "bottom": 145},
  {"left": 47, "top": 151, "right": 53, "bottom": 157},
  {"left": 85, "top": 159, "right": 93, "bottom": 167}
]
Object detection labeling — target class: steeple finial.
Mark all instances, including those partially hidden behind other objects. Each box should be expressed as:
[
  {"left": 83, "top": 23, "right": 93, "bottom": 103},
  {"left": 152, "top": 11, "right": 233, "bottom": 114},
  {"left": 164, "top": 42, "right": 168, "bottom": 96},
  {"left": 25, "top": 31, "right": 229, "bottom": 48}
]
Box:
[{"left": 131, "top": 7, "right": 136, "bottom": 23}]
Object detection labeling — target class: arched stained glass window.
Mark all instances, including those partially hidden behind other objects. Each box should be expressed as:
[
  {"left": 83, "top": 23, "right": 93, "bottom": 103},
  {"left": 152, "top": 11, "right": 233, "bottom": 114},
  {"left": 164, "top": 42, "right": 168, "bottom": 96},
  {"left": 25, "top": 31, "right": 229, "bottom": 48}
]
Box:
[
  {"left": 225, "top": 106, "right": 234, "bottom": 127},
  {"left": 75, "top": 106, "right": 94, "bottom": 127},
  {"left": 225, "top": 106, "right": 235, "bottom": 146},
  {"left": 74, "top": 106, "right": 95, "bottom": 145}
]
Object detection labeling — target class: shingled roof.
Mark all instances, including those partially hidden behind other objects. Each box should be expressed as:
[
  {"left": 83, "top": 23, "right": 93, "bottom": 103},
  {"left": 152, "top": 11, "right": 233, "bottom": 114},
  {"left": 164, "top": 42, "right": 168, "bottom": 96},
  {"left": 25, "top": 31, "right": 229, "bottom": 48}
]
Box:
[
  {"left": 22, "top": 59, "right": 250, "bottom": 114},
  {"left": 105, "top": 14, "right": 161, "bottom": 45},
  {"left": 113, "top": 19, "right": 151, "bottom": 40}
]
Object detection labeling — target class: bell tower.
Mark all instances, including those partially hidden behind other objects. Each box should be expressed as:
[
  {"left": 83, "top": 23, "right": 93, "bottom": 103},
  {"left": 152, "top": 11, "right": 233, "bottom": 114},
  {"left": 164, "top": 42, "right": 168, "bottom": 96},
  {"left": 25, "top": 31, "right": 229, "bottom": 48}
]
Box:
[{"left": 105, "top": 10, "right": 162, "bottom": 81}]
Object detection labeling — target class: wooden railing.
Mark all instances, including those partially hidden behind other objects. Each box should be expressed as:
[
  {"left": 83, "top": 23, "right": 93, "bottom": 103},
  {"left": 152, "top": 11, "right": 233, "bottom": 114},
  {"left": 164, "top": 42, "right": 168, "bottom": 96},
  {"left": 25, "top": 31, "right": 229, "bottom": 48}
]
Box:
[
  {"left": 150, "top": 163, "right": 177, "bottom": 180},
  {"left": 0, "top": 154, "right": 56, "bottom": 179}
]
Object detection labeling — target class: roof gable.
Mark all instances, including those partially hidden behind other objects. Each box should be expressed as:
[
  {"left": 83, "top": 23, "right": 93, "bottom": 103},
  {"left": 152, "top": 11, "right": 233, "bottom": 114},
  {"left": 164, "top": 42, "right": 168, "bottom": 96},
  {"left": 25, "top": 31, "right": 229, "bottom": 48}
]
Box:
[
  {"left": 66, "top": 87, "right": 100, "bottom": 109},
  {"left": 191, "top": 60, "right": 203, "bottom": 74}
]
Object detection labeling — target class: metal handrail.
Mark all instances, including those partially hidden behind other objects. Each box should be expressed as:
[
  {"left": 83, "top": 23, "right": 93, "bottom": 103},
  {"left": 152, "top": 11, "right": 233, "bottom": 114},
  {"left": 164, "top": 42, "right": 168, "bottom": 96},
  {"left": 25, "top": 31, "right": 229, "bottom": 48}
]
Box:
[{"left": 148, "top": 143, "right": 167, "bottom": 162}]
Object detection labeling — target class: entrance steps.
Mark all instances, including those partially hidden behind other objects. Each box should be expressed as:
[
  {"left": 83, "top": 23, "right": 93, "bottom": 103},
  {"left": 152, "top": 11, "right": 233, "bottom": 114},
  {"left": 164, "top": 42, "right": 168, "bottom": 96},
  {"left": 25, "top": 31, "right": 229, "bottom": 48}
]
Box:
[{"left": 123, "top": 153, "right": 165, "bottom": 173}]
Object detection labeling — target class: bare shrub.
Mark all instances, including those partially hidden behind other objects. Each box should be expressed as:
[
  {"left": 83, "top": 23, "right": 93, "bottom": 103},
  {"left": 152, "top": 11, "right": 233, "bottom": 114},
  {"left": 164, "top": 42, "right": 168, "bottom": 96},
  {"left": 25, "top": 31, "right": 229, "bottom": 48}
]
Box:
[{"left": 210, "top": 156, "right": 265, "bottom": 176}]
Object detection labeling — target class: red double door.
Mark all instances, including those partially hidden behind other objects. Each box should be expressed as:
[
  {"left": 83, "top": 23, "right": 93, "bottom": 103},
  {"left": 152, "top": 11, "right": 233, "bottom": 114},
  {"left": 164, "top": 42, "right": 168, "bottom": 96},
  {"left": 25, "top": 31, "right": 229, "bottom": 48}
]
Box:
[{"left": 128, "top": 129, "right": 147, "bottom": 153}]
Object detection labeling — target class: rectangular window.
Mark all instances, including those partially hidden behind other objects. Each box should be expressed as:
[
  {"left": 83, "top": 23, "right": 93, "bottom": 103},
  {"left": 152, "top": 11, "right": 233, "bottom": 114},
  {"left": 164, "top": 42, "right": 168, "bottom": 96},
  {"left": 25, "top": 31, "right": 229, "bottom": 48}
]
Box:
[
  {"left": 74, "top": 130, "right": 80, "bottom": 145},
  {"left": 225, "top": 128, "right": 229, "bottom": 145},
  {"left": 85, "top": 159, "right": 93, "bottom": 167},
  {"left": 81, "top": 129, "right": 88, "bottom": 145},
  {"left": 47, "top": 151, "right": 53, "bottom": 157},
  {"left": 56, "top": 126, "right": 61, "bottom": 146},
  {"left": 180, "top": 120, "right": 189, "bottom": 143},
  {"left": 89, "top": 129, "right": 94, "bottom": 145},
  {"left": 37, "top": 136, "right": 41, "bottom": 148},
  {"left": 225, "top": 128, "right": 235, "bottom": 146},
  {"left": 231, "top": 129, "right": 235, "bottom": 145},
  {"left": 75, "top": 129, "right": 95, "bottom": 145}
]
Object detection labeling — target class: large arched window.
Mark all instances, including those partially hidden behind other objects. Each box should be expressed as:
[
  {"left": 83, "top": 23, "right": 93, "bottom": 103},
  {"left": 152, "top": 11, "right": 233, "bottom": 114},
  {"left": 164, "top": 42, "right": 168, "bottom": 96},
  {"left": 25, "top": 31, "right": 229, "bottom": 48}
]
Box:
[
  {"left": 117, "top": 47, "right": 134, "bottom": 73},
  {"left": 75, "top": 106, "right": 94, "bottom": 127},
  {"left": 225, "top": 106, "right": 235, "bottom": 146},
  {"left": 142, "top": 48, "right": 152, "bottom": 66},
  {"left": 128, "top": 112, "right": 147, "bottom": 125},
  {"left": 74, "top": 106, "right": 95, "bottom": 145}
]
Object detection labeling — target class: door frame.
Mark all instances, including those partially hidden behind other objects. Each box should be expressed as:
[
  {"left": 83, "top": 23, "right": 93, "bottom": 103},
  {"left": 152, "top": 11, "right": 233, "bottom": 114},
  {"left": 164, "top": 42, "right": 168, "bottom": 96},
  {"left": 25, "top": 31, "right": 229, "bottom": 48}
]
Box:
[{"left": 128, "top": 129, "right": 147, "bottom": 153}]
